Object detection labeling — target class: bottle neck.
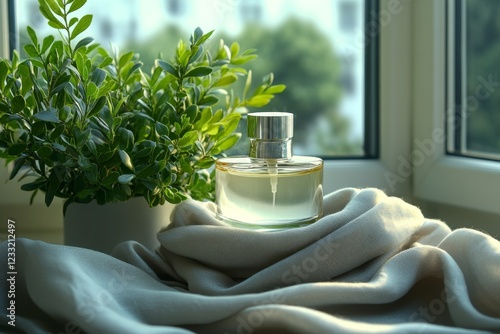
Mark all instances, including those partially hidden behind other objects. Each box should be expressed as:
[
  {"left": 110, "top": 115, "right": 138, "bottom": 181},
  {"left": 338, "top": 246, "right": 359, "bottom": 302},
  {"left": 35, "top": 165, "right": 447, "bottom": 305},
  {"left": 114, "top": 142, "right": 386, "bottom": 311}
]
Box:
[{"left": 249, "top": 138, "right": 292, "bottom": 160}]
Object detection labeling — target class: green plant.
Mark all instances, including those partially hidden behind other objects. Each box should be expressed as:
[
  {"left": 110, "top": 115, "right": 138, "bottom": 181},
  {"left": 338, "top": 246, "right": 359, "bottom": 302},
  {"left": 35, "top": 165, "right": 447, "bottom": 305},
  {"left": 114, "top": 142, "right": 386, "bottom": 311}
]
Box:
[{"left": 0, "top": 0, "right": 285, "bottom": 214}]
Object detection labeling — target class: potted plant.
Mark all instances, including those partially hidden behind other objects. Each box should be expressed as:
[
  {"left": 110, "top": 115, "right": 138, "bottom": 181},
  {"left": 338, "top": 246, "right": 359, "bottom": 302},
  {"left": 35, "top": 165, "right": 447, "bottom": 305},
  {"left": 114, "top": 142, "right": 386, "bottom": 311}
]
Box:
[{"left": 0, "top": 0, "right": 285, "bottom": 252}]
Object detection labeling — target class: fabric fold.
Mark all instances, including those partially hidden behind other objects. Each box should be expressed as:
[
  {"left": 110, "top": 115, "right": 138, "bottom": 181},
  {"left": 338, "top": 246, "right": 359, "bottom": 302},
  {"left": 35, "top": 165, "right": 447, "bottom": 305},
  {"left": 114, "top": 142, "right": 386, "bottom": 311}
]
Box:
[
  {"left": 1, "top": 187, "right": 499, "bottom": 334},
  {"left": 155, "top": 188, "right": 427, "bottom": 295}
]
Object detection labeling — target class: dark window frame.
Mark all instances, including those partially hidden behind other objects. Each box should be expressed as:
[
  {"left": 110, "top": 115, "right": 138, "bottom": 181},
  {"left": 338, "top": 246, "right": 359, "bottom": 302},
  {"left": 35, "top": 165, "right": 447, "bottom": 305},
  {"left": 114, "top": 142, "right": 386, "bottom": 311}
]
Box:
[{"left": 446, "top": 0, "right": 500, "bottom": 162}]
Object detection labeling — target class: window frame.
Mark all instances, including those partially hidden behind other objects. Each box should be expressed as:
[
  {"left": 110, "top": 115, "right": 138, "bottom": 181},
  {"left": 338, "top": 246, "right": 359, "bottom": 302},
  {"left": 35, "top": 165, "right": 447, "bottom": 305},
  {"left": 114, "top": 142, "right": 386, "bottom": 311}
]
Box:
[
  {"left": 412, "top": 0, "right": 500, "bottom": 215},
  {"left": 0, "top": 0, "right": 9, "bottom": 58}
]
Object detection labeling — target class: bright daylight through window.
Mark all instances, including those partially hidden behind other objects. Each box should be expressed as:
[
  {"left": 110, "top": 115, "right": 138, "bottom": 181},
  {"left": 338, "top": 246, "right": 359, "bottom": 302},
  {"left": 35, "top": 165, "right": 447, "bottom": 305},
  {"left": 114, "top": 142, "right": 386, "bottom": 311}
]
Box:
[
  {"left": 13, "top": 0, "right": 375, "bottom": 159},
  {"left": 448, "top": 0, "right": 500, "bottom": 160}
]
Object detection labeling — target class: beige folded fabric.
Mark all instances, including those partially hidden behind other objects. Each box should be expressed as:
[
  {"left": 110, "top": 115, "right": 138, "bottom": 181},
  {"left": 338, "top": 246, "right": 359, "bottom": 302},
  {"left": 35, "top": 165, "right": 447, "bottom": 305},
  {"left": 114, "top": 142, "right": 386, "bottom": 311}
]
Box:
[{"left": 1, "top": 188, "right": 499, "bottom": 333}]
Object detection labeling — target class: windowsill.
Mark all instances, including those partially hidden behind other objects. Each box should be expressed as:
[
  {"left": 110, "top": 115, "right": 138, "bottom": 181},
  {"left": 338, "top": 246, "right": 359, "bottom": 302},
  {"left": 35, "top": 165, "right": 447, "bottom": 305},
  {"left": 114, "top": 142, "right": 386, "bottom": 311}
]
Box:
[{"left": 415, "top": 155, "right": 500, "bottom": 215}]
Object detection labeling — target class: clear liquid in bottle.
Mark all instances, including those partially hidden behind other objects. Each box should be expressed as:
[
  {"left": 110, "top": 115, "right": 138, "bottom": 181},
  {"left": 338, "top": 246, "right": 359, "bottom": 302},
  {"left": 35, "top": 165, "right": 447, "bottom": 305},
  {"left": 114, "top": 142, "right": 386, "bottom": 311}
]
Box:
[
  {"left": 215, "top": 112, "right": 324, "bottom": 230},
  {"left": 216, "top": 157, "right": 323, "bottom": 230}
]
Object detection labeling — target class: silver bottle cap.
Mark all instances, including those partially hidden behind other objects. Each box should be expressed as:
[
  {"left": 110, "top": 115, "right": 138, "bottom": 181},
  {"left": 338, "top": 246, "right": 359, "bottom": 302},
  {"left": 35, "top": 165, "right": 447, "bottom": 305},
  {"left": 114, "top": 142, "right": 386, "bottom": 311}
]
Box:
[{"left": 247, "top": 112, "right": 294, "bottom": 159}]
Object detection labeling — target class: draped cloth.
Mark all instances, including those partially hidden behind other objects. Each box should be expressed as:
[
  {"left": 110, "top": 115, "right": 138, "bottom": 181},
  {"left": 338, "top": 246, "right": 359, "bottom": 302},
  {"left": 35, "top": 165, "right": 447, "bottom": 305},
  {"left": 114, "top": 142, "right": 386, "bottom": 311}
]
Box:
[{"left": 1, "top": 188, "right": 500, "bottom": 333}]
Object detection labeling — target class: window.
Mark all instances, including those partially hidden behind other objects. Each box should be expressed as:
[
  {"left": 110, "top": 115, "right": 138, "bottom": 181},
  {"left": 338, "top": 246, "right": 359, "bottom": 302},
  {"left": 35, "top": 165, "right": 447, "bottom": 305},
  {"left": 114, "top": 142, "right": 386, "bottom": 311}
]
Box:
[
  {"left": 2, "top": 0, "right": 391, "bottom": 211},
  {"left": 413, "top": 0, "right": 500, "bottom": 215},
  {"left": 11, "top": 0, "right": 377, "bottom": 159},
  {"left": 447, "top": 0, "right": 500, "bottom": 161}
]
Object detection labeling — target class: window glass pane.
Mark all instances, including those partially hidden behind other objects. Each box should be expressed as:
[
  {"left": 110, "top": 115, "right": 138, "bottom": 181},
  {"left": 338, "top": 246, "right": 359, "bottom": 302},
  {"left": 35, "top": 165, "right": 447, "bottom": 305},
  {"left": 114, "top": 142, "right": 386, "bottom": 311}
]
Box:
[
  {"left": 450, "top": 0, "right": 500, "bottom": 160},
  {"left": 14, "top": 0, "right": 370, "bottom": 158}
]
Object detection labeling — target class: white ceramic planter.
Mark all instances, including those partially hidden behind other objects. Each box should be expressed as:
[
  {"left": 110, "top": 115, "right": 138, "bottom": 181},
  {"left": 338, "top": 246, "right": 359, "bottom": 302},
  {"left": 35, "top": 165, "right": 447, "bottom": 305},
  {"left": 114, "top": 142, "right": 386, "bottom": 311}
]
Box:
[{"left": 64, "top": 197, "right": 175, "bottom": 254}]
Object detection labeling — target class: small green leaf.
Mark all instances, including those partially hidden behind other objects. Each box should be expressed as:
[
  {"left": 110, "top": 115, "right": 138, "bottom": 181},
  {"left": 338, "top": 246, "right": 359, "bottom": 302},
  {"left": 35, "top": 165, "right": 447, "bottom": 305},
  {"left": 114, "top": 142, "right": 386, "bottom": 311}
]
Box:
[
  {"left": 102, "top": 172, "right": 119, "bottom": 185},
  {"left": 45, "top": 173, "right": 61, "bottom": 207},
  {"left": 52, "top": 142, "right": 66, "bottom": 151},
  {"left": 83, "top": 163, "right": 98, "bottom": 183},
  {"left": 68, "top": 0, "right": 87, "bottom": 13},
  {"left": 246, "top": 94, "right": 274, "bottom": 108},
  {"left": 71, "top": 14, "right": 93, "bottom": 40},
  {"left": 214, "top": 73, "right": 238, "bottom": 87},
  {"left": 116, "top": 127, "right": 134, "bottom": 149},
  {"left": 7, "top": 143, "right": 26, "bottom": 156},
  {"left": 164, "top": 188, "right": 184, "bottom": 204},
  {"left": 36, "top": 146, "right": 53, "bottom": 158},
  {"left": 41, "top": 35, "right": 55, "bottom": 53},
  {"left": 216, "top": 133, "right": 241, "bottom": 151},
  {"left": 69, "top": 17, "right": 79, "bottom": 27},
  {"left": 78, "top": 155, "right": 92, "bottom": 170},
  {"left": 86, "top": 140, "right": 97, "bottom": 157},
  {"left": 26, "top": 26, "right": 38, "bottom": 46},
  {"left": 9, "top": 157, "right": 27, "bottom": 180},
  {"left": 211, "top": 109, "right": 224, "bottom": 123},
  {"left": 119, "top": 51, "right": 134, "bottom": 68},
  {"left": 157, "top": 60, "right": 179, "bottom": 78},
  {"left": 243, "top": 70, "right": 252, "bottom": 101},
  {"left": 196, "top": 30, "right": 214, "bottom": 46},
  {"left": 118, "top": 174, "right": 135, "bottom": 184},
  {"left": 155, "top": 122, "right": 169, "bottom": 136},
  {"left": 196, "top": 157, "right": 215, "bottom": 169},
  {"left": 51, "top": 74, "right": 71, "bottom": 95},
  {"left": 75, "top": 128, "right": 91, "bottom": 148},
  {"left": 59, "top": 106, "right": 72, "bottom": 122},
  {"left": 127, "top": 62, "right": 142, "bottom": 78},
  {"left": 21, "top": 179, "right": 46, "bottom": 191},
  {"left": 45, "top": 0, "right": 64, "bottom": 17},
  {"left": 193, "top": 27, "right": 203, "bottom": 44},
  {"left": 39, "top": 2, "right": 64, "bottom": 28},
  {"left": 11, "top": 95, "right": 26, "bottom": 113},
  {"left": 185, "top": 66, "right": 213, "bottom": 78},
  {"left": 262, "top": 73, "right": 274, "bottom": 86},
  {"left": 212, "top": 59, "right": 230, "bottom": 67},
  {"left": 99, "top": 56, "right": 113, "bottom": 69},
  {"left": 74, "top": 36, "right": 93, "bottom": 51},
  {"left": 31, "top": 122, "right": 46, "bottom": 136},
  {"left": 230, "top": 42, "right": 240, "bottom": 57},
  {"left": 200, "top": 95, "right": 218, "bottom": 106},
  {"left": 24, "top": 44, "right": 38, "bottom": 58},
  {"left": 98, "top": 79, "right": 116, "bottom": 96},
  {"left": 264, "top": 84, "right": 286, "bottom": 94},
  {"left": 47, "top": 19, "right": 66, "bottom": 30},
  {"left": 34, "top": 108, "right": 60, "bottom": 123},
  {"left": 217, "top": 113, "right": 241, "bottom": 139},
  {"left": 0, "top": 114, "right": 22, "bottom": 123},
  {"left": 118, "top": 149, "right": 134, "bottom": 171},
  {"left": 178, "top": 130, "right": 198, "bottom": 148},
  {"left": 76, "top": 188, "right": 96, "bottom": 200},
  {"left": 140, "top": 178, "right": 158, "bottom": 191},
  {"left": 0, "top": 61, "right": 8, "bottom": 86},
  {"left": 185, "top": 104, "right": 199, "bottom": 120},
  {"left": 87, "top": 95, "right": 107, "bottom": 117},
  {"left": 49, "top": 40, "right": 64, "bottom": 58},
  {"left": 136, "top": 165, "right": 158, "bottom": 178},
  {"left": 231, "top": 54, "right": 258, "bottom": 65},
  {"left": 188, "top": 45, "right": 203, "bottom": 65}
]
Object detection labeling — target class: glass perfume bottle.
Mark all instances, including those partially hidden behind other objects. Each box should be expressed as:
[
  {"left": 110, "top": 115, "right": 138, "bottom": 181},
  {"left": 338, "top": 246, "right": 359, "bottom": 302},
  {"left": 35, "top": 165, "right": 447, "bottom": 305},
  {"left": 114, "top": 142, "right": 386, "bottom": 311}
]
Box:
[{"left": 215, "top": 112, "right": 323, "bottom": 230}]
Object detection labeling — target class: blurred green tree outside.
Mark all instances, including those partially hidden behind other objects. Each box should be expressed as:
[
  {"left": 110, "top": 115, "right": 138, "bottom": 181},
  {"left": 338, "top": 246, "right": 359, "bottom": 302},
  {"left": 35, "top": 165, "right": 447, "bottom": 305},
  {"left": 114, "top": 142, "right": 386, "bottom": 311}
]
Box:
[
  {"left": 16, "top": 0, "right": 363, "bottom": 157},
  {"left": 129, "top": 18, "right": 361, "bottom": 156},
  {"left": 465, "top": 0, "right": 500, "bottom": 156}
]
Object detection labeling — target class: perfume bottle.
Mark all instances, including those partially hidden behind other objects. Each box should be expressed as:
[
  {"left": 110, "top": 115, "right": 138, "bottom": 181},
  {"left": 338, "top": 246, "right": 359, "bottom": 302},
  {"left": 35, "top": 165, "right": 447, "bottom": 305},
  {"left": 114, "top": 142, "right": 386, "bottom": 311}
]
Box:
[{"left": 215, "top": 112, "right": 323, "bottom": 230}]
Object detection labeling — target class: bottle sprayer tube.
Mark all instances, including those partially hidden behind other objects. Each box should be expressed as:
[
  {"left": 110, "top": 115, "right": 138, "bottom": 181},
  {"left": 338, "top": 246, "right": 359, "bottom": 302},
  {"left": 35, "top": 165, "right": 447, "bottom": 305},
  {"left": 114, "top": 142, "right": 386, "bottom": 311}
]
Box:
[{"left": 215, "top": 112, "right": 323, "bottom": 230}]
